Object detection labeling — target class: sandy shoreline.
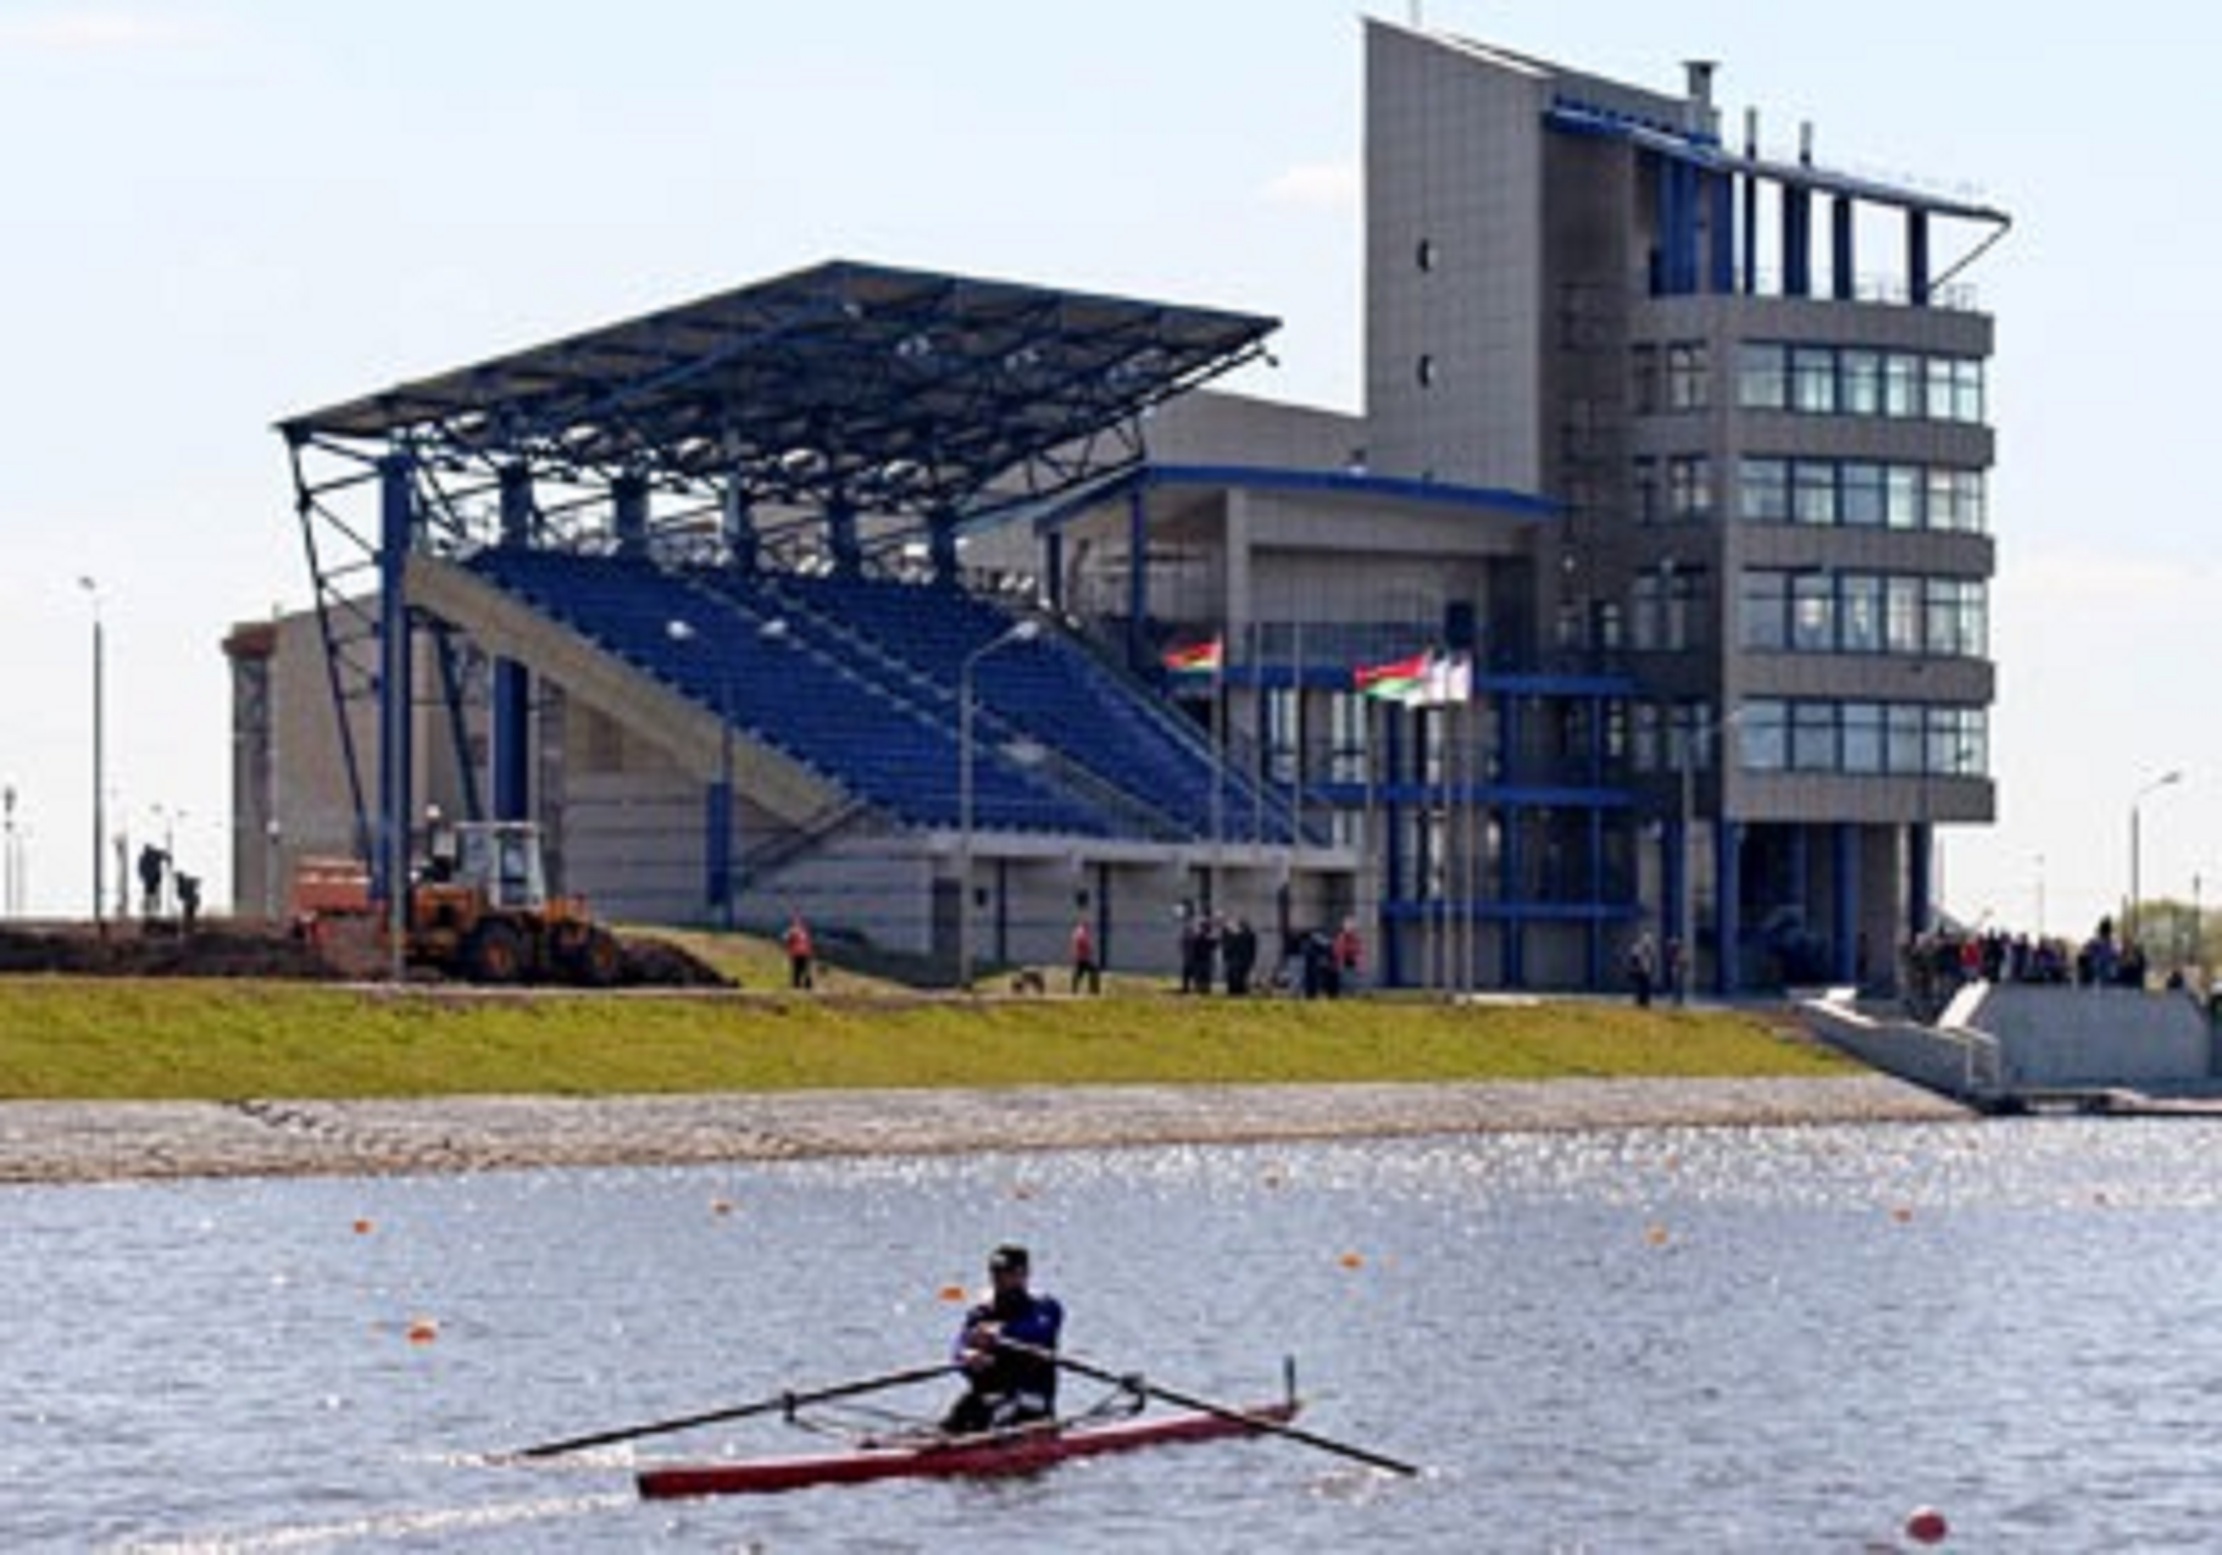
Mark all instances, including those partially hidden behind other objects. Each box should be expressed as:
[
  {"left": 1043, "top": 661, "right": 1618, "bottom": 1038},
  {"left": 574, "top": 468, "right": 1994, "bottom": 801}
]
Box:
[{"left": 0, "top": 1074, "right": 1966, "bottom": 1185}]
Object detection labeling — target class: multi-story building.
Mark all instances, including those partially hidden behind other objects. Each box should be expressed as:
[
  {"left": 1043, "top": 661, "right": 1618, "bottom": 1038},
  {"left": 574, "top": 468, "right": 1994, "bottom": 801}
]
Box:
[{"left": 1359, "top": 21, "right": 2006, "bottom": 990}]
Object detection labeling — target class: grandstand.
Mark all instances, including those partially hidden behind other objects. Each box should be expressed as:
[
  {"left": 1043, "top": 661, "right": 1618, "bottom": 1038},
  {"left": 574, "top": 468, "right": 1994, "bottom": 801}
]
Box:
[{"left": 246, "top": 260, "right": 1349, "bottom": 980}]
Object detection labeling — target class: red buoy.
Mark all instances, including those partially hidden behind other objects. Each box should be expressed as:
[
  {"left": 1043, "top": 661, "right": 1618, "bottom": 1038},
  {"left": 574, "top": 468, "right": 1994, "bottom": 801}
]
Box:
[{"left": 1905, "top": 1505, "right": 1949, "bottom": 1544}]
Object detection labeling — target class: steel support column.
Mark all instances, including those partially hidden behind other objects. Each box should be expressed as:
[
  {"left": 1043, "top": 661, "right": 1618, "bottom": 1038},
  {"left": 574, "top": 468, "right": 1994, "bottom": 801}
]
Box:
[{"left": 376, "top": 453, "right": 416, "bottom": 977}]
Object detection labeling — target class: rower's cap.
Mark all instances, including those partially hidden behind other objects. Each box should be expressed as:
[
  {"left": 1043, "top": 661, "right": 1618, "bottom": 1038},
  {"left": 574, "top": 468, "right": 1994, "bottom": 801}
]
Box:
[{"left": 989, "top": 1243, "right": 1030, "bottom": 1273}]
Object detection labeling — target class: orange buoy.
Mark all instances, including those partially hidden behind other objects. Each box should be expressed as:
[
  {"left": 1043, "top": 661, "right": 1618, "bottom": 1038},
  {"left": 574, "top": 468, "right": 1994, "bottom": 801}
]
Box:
[
  {"left": 1905, "top": 1505, "right": 1949, "bottom": 1544},
  {"left": 1890, "top": 1205, "right": 1915, "bottom": 1224},
  {"left": 352, "top": 1218, "right": 374, "bottom": 1235},
  {"left": 938, "top": 1283, "right": 969, "bottom": 1303},
  {"left": 1644, "top": 1223, "right": 1671, "bottom": 1247},
  {"left": 1337, "top": 1251, "right": 1365, "bottom": 1270},
  {"left": 405, "top": 1318, "right": 439, "bottom": 1345},
  {"left": 710, "top": 1198, "right": 735, "bottom": 1216}
]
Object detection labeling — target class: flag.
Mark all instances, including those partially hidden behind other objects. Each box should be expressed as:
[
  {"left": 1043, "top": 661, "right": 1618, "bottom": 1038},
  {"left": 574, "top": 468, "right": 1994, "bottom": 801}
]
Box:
[
  {"left": 1162, "top": 637, "right": 1223, "bottom": 674},
  {"left": 1354, "top": 650, "right": 1429, "bottom": 703},
  {"left": 1421, "top": 650, "right": 1473, "bottom": 706},
  {"left": 1354, "top": 649, "right": 1473, "bottom": 706}
]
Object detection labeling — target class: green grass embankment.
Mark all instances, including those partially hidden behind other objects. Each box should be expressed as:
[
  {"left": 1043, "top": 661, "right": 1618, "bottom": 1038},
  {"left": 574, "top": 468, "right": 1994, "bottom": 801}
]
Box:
[{"left": 0, "top": 977, "right": 1851, "bottom": 1101}]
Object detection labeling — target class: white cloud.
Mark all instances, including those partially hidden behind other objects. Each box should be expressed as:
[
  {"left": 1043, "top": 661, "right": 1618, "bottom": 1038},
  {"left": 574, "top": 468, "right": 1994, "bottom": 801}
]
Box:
[
  {"left": 1261, "top": 156, "right": 1360, "bottom": 213},
  {"left": 0, "top": 11, "right": 188, "bottom": 50}
]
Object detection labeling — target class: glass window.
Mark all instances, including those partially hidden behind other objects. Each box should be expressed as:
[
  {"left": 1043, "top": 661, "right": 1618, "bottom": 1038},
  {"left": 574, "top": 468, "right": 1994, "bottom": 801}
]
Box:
[
  {"left": 1888, "top": 703, "right": 1925, "bottom": 775},
  {"left": 1631, "top": 701, "right": 1660, "bottom": 774},
  {"left": 1925, "top": 357, "right": 1985, "bottom": 424},
  {"left": 1926, "top": 467, "right": 1986, "bottom": 533},
  {"left": 1741, "top": 700, "right": 1788, "bottom": 772},
  {"left": 1792, "top": 346, "right": 1837, "bottom": 414},
  {"left": 1955, "top": 359, "right": 1985, "bottom": 423},
  {"left": 1841, "top": 349, "right": 1882, "bottom": 416},
  {"left": 1666, "top": 342, "right": 1709, "bottom": 411},
  {"left": 1884, "top": 576, "right": 1922, "bottom": 654},
  {"left": 1633, "top": 457, "right": 1660, "bottom": 525},
  {"left": 1840, "top": 573, "right": 1883, "bottom": 653},
  {"left": 1885, "top": 464, "right": 1922, "bottom": 530},
  {"left": 1740, "top": 570, "right": 1789, "bottom": 650},
  {"left": 1631, "top": 345, "right": 1659, "bottom": 415},
  {"left": 1630, "top": 574, "right": 1661, "bottom": 651},
  {"left": 1737, "top": 342, "right": 1787, "bottom": 411},
  {"left": 1792, "top": 460, "right": 1837, "bottom": 526},
  {"left": 1664, "top": 568, "right": 1700, "bottom": 651},
  {"left": 1739, "top": 457, "right": 1788, "bottom": 523},
  {"left": 1841, "top": 462, "right": 1885, "bottom": 527},
  {"left": 1792, "top": 572, "right": 1835, "bottom": 651},
  {"left": 1667, "top": 455, "right": 1712, "bottom": 519},
  {"left": 1882, "top": 352, "right": 1921, "bottom": 417},
  {"left": 1959, "top": 469, "right": 1987, "bottom": 533},
  {"left": 1791, "top": 702, "right": 1838, "bottom": 771},
  {"left": 1843, "top": 702, "right": 1884, "bottom": 772}
]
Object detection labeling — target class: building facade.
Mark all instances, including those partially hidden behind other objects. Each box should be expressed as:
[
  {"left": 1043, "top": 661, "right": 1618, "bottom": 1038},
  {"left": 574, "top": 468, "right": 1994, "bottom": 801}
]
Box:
[{"left": 1356, "top": 22, "right": 2003, "bottom": 990}]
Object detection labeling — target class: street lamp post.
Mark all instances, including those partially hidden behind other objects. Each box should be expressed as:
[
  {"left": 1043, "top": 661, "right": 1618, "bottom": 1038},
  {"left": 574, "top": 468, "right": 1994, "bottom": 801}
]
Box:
[
  {"left": 959, "top": 618, "right": 1041, "bottom": 991},
  {"left": 2128, "top": 768, "right": 2183, "bottom": 951},
  {"left": 1675, "top": 702, "right": 1746, "bottom": 1003},
  {"left": 77, "top": 577, "right": 104, "bottom": 933}
]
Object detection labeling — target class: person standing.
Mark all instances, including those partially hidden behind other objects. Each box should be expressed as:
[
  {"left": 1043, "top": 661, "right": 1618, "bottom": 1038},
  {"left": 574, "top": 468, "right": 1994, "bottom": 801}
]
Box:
[
  {"left": 783, "top": 911, "right": 815, "bottom": 990},
  {"left": 1330, "top": 917, "right": 1363, "bottom": 996},
  {"left": 1222, "top": 916, "right": 1258, "bottom": 996},
  {"left": 1626, "top": 931, "right": 1657, "bottom": 1007},
  {"left": 942, "top": 1245, "right": 1064, "bottom": 1435},
  {"left": 1069, "top": 914, "right": 1101, "bottom": 994}
]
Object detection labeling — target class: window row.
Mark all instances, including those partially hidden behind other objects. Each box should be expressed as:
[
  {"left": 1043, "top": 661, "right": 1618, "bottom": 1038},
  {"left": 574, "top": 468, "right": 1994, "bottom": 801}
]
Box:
[
  {"left": 1737, "top": 699, "right": 1989, "bottom": 779},
  {"left": 1736, "top": 457, "right": 1986, "bottom": 534},
  {"left": 1735, "top": 342, "right": 1985, "bottom": 424},
  {"left": 1632, "top": 340, "right": 1988, "bottom": 426},
  {"left": 1740, "top": 570, "right": 1987, "bottom": 659},
  {"left": 1628, "top": 699, "right": 1989, "bottom": 780}
]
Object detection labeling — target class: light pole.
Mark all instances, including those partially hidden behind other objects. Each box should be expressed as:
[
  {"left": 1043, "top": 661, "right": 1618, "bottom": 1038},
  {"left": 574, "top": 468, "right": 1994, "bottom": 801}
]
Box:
[
  {"left": 1674, "top": 701, "right": 1746, "bottom": 1003},
  {"left": 77, "top": 577, "right": 104, "bottom": 933},
  {"left": 959, "top": 618, "right": 1041, "bottom": 991},
  {"left": 2128, "top": 768, "right": 2183, "bottom": 950},
  {"left": 2, "top": 784, "right": 16, "bottom": 918}
]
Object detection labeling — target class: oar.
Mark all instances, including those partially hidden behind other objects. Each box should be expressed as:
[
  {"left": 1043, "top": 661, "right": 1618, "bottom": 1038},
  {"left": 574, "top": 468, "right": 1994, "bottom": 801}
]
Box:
[
  {"left": 1000, "top": 1340, "right": 1421, "bottom": 1477},
  {"left": 512, "top": 1361, "right": 957, "bottom": 1459}
]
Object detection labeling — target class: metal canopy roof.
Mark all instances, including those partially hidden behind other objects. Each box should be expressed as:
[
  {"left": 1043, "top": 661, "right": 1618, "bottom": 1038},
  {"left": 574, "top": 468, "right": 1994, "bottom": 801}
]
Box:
[{"left": 280, "top": 259, "right": 1279, "bottom": 517}]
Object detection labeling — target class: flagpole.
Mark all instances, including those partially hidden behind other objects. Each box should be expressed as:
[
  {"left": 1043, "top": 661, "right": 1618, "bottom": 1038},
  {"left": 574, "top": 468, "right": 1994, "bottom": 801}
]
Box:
[{"left": 1210, "top": 631, "right": 1225, "bottom": 916}]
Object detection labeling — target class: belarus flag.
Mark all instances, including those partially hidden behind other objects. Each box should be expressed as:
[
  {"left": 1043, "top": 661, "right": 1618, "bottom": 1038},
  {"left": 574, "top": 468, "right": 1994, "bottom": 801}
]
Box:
[{"left": 1161, "top": 637, "right": 1224, "bottom": 674}]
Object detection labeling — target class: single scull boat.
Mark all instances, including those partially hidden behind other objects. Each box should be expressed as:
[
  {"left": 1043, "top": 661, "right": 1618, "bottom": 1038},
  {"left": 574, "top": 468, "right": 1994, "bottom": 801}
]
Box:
[{"left": 635, "top": 1398, "right": 1302, "bottom": 1500}]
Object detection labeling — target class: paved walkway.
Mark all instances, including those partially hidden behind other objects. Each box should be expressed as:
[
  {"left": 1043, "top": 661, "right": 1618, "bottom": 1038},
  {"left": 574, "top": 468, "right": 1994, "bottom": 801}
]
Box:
[{"left": 0, "top": 1076, "right": 1965, "bottom": 1184}]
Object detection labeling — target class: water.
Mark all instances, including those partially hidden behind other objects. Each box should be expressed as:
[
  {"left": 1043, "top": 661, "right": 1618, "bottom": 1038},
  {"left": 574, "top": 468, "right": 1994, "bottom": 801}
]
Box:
[{"left": 9, "top": 1119, "right": 2222, "bottom": 1551}]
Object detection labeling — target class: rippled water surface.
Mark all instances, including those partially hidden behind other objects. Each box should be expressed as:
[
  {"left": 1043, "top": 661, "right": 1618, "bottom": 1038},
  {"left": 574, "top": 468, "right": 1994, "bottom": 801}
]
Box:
[{"left": 11, "top": 1118, "right": 2222, "bottom": 1551}]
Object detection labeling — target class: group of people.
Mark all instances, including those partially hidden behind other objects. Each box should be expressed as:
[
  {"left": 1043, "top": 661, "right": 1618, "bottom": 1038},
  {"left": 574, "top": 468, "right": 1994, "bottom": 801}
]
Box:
[
  {"left": 1903, "top": 918, "right": 2171, "bottom": 1017},
  {"left": 135, "top": 841, "right": 200, "bottom": 931},
  {"left": 1174, "top": 909, "right": 1263, "bottom": 995},
  {"left": 1171, "top": 909, "right": 1363, "bottom": 998}
]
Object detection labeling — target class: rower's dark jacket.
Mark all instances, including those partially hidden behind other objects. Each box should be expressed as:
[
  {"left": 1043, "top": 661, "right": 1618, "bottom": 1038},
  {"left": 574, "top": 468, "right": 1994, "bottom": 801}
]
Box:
[{"left": 953, "top": 1288, "right": 1065, "bottom": 1406}]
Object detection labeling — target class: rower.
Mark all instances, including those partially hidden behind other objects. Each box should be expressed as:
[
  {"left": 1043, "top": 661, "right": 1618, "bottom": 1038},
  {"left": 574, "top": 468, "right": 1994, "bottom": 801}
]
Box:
[{"left": 942, "top": 1244, "right": 1064, "bottom": 1434}]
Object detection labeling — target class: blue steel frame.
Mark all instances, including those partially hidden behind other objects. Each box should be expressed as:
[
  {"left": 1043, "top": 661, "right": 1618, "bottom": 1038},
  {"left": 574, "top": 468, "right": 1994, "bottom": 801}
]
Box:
[{"left": 277, "top": 260, "right": 1277, "bottom": 916}]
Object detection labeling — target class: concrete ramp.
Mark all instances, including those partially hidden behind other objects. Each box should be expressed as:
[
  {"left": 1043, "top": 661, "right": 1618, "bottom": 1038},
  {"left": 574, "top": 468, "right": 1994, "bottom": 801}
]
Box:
[{"left": 1966, "top": 984, "right": 2217, "bottom": 1092}]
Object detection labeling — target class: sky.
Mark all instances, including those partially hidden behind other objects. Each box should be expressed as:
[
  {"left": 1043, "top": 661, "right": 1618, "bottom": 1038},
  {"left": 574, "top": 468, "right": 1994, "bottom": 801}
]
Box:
[{"left": 1, "top": 0, "right": 2216, "bottom": 943}]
